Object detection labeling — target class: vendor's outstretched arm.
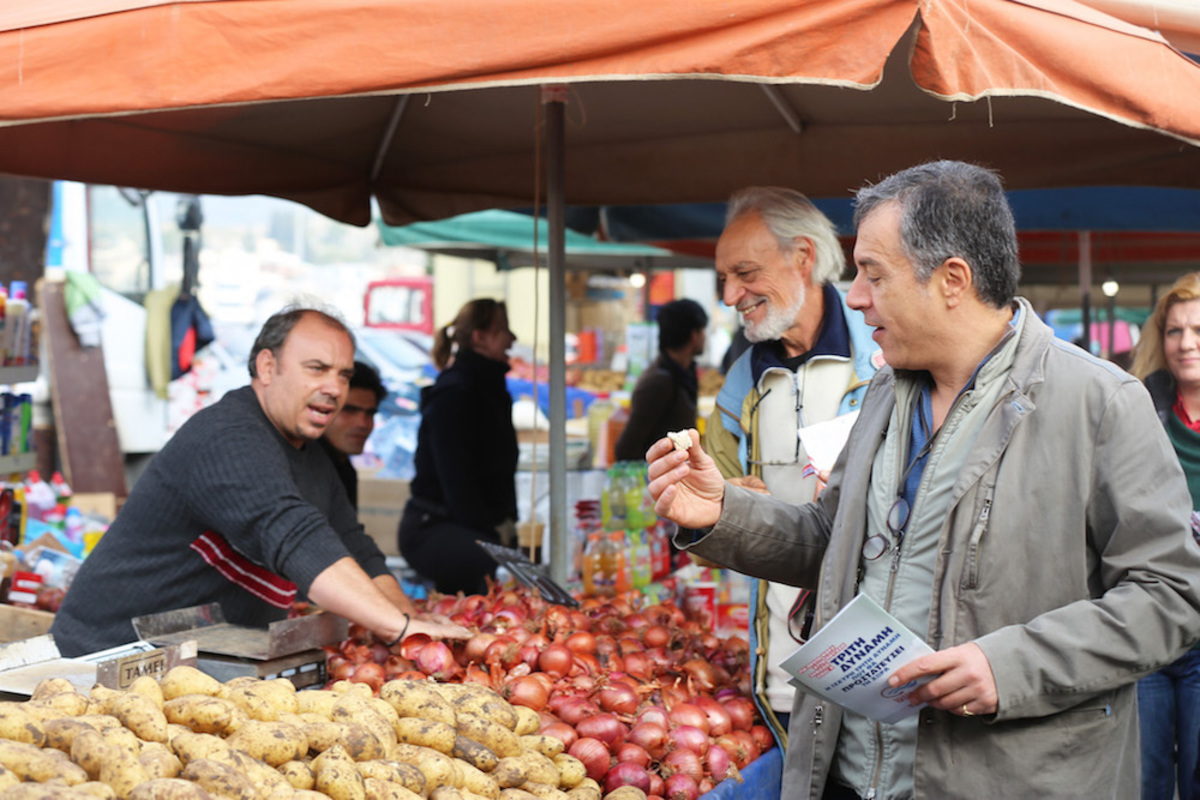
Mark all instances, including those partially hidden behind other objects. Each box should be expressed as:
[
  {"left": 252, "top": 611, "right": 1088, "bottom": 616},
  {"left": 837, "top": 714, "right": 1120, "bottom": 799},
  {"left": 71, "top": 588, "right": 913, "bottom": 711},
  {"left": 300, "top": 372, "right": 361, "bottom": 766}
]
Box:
[{"left": 310, "top": 557, "right": 469, "bottom": 640}]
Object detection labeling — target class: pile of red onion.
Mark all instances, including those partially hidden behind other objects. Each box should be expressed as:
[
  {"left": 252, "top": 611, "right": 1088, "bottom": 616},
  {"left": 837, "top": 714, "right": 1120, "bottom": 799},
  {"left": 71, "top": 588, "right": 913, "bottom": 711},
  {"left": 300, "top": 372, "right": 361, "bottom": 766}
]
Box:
[{"left": 323, "top": 585, "right": 773, "bottom": 800}]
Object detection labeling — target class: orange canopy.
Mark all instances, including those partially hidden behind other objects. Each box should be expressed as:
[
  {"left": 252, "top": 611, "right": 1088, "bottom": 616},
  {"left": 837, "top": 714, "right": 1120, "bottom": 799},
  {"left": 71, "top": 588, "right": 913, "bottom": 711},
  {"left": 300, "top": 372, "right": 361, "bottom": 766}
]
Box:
[{"left": 2, "top": 0, "right": 1199, "bottom": 224}]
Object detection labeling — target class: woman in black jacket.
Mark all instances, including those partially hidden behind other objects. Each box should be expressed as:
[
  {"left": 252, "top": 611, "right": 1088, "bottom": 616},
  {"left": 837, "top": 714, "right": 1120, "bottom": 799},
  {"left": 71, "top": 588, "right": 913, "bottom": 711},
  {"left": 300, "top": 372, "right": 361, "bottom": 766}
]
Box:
[{"left": 398, "top": 298, "right": 518, "bottom": 594}]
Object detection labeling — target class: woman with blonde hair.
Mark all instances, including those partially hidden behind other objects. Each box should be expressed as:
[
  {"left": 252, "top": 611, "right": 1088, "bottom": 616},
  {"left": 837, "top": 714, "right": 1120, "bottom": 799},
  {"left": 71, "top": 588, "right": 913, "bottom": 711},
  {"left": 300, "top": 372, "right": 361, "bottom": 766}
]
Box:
[
  {"left": 399, "top": 298, "right": 518, "bottom": 595},
  {"left": 1129, "top": 271, "right": 1200, "bottom": 800}
]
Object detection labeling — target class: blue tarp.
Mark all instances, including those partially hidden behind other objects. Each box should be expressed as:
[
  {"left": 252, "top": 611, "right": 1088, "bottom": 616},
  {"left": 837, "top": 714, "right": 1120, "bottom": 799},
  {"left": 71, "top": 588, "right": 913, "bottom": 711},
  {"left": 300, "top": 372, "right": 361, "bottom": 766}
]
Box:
[{"left": 701, "top": 745, "right": 783, "bottom": 800}]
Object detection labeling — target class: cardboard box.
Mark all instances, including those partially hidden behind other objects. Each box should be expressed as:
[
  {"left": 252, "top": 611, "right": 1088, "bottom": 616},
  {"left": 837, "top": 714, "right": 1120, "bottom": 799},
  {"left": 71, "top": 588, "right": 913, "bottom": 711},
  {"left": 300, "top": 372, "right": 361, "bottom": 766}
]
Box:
[
  {"left": 357, "top": 472, "right": 409, "bottom": 557},
  {"left": 0, "top": 604, "right": 54, "bottom": 644}
]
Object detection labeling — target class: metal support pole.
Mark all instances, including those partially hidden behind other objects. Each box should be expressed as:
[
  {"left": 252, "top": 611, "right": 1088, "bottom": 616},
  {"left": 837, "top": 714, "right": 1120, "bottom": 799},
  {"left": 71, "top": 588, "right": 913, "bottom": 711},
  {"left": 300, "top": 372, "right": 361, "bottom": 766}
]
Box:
[{"left": 542, "top": 86, "right": 570, "bottom": 585}]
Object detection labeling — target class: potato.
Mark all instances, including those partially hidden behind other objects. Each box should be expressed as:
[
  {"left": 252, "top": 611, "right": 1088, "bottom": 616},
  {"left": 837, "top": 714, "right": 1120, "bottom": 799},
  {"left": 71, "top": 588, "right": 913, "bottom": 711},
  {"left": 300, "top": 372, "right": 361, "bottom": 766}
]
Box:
[
  {"left": 159, "top": 668, "right": 222, "bottom": 701},
  {"left": 490, "top": 757, "right": 529, "bottom": 789},
  {"left": 73, "top": 781, "right": 118, "bottom": 799},
  {"left": 169, "top": 731, "right": 231, "bottom": 765},
  {"left": 517, "top": 751, "right": 560, "bottom": 788},
  {"left": 429, "top": 788, "right": 464, "bottom": 800},
  {"left": 110, "top": 692, "right": 169, "bottom": 743},
  {"left": 511, "top": 706, "right": 540, "bottom": 737},
  {"left": 31, "top": 677, "right": 79, "bottom": 701},
  {"left": 327, "top": 681, "right": 374, "bottom": 699},
  {"left": 390, "top": 743, "right": 459, "bottom": 791},
  {"left": 565, "top": 781, "right": 599, "bottom": 800},
  {"left": 498, "top": 791, "right": 539, "bottom": 800},
  {"left": 139, "top": 746, "right": 183, "bottom": 779},
  {"left": 0, "top": 784, "right": 94, "bottom": 800},
  {"left": 332, "top": 694, "right": 396, "bottom": 752},
  {"left": 394, "top": 718, "right": 456, "bottom": 755},
  {"left": 180, "top": 758, "right": 258, "bottom": 800},
  {"left": 0, "top": 764, "right": 15, "bottom": 790},
  {"left": 452, "top": 735, "right": 498, "bottom": 772},
  {"left": 456, "top": 714, "right": 520, "bottom": 758},
  {"left": 456, "top": 761, "right": 500, "bottom": 799},
  {"left": 306, "top": 720, "right": 388, "bottom": 762},
  {"left": 552, "top": 754, "right": 585, "bottom": 789},
  {"left": 313, "top": 744, "right": 367, "bottom": 800},
  {"left": 358, "top": 760, "right": 426, "bottom": 794},
  {"left": 363, "top": 777, "right": 424, "bottom": 800},
  {"left": 127, "top": 778, "right": 213, "bottom": 799},
  {"left": 98, "top": 748, "right": 151, "bottom": 798},
  {"left": 295, "top": 691, "right": 337, "bottom": 718},
  {"left": 598, "top": 787, "right": 644, "bottom": 800},
  {"left": 0, "top": 702, "right": 47, "bottom": 746},
  {"left": 440, "top": 691, "right": 516, "bottom": 732},
  {"left": 221, "top": 748, "right": 296, "bottom": 798},
  {"left": 381, "top": 681, "right": 457, "bottom": 727},
  {"left": 31, "top": 690, "right": 88, "bottom": 714},
  {"left": 127, "top": 676, "right": 165, "bottom": 709},
  {"left": 279, "top": 759, "right": 316, "bottom": 790},
  {"left": 70, "top": 728, "right": 112, "bottom": 782},
  {"left": 102, "top": 725, "right": 144, "bottom": 760},
  {"left": 163, "top": 695, "right": 236, "bottom": 736},
  {"left": 519, "top": 735, "right": 563, "bottom": 759},
  {"left": 520, "top": 784, "right": 568, "bottom": 800},
  {"left": 86, "top": 685, "right": 122, "bottom": 716},
  {"left": 75, "top": 715, "right": 124, "bottom": 736},
  {"left": 219, "top": 684, "right": 279, "bottom": 723},
  {"left": 0, "top": 738, "right": 86, "bottom": 784},
  {"left": 225, "top": 719, "right": 307, "bottom": 766}
]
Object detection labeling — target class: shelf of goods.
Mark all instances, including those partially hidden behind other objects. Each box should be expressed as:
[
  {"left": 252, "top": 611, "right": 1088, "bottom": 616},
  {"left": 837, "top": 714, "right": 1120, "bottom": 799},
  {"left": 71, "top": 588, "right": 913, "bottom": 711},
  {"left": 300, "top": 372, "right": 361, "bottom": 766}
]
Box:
[{"left": 0, "top": 364, "right": 38, "bottom": 475}]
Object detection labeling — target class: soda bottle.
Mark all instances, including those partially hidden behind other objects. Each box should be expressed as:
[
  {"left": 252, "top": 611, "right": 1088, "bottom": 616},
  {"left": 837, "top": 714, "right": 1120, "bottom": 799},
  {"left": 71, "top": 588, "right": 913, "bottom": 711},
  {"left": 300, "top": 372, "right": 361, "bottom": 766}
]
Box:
[
  {"left": 604, "top": 465, "right": 627, "bottom": 532},
  {"left": 582, "top": 531, "right": 604, "bottom": 596},
  {"left": 603, "top": 530, "right": 631, "bottom": 595},
  {"left": 587, "top": 393, "right": 615, "bottom": 469},
  {"left": 631, "top": 530, "right": 652, "bottom": 592},
  {"left": 624, "top": 464, "right": 645, "bottom": 531}
]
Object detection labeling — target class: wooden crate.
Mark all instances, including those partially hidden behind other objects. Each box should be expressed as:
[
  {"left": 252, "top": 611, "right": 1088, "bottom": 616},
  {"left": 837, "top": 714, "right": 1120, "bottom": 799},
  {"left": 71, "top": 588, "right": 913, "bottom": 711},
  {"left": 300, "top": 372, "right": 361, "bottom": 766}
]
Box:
[{"left": 0, "top": 605, "right": 55, "bottom": 644}]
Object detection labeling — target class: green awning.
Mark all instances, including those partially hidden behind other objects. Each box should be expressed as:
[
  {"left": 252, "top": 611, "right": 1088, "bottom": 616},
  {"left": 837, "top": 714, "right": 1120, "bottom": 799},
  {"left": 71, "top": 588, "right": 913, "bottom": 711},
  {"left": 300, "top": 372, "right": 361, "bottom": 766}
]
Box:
[{"left": 377, "top": 210, "right": 708, "bottom": 271}]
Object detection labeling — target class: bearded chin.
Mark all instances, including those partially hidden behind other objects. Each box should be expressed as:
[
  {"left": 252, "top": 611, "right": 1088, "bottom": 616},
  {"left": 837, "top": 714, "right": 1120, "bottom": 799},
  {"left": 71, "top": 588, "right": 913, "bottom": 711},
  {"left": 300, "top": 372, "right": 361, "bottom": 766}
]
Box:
[{"left": 744, "top": 285, "right": 807, "bottom": 343}]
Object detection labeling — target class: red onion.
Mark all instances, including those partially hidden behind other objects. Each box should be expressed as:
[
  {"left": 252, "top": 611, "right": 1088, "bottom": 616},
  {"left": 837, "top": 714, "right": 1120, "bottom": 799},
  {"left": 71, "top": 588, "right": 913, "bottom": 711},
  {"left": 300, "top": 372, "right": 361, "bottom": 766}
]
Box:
[
  {"left": 565, "top": 631, "right": 597, "bottom": 654},
  {"left": 540, "top": 721, "right": 578, "bottom": 750},
  {"left": 597, "top": 683, "right": 639, "bottom": 716},
  {"left": 649, "top": 773, "right": 665, "bottom": 797},
  {"left": 484, "top": 637, "right": 521, "bottom": 669},
  {"left": 721, "top": 696, "right": 757, "bottom": 732},
  {"left": 642, "top": 624, "right": 671, "bottom": 648},
  {"left": 398, "top": 633, "right": 431, "bottom": 660},
  {"left": 663, "top": 773, "right": 701, "bottom": 800},
  {"left": 637, "top": 705, "right": 670, "bottom": 729},
  {"left": 751, "top": 724, "right": 774, "bottom": 752},
  {"left": 621, "top": 651, "right": 653, "bottom": 680},
  {"left": 604, "top": 762, "right": 652, "bottom": 794},
  {"left": 575, "top": 713, "right": 627, "bottom": 751},
  {"left": 668, "top": 703, "right": 709, "bottom": 734},
  {"left": 627, "top": 721, "right": 668, "bottom": 760},
  {"left": 550, "top": 695, "right": 600, "bottom": 726},
  {"left": 714, "top": 734, "right": 751, "bottom": 770},
  {"left": 663, "top": 748, "right": 705, "bottom": 784},
  {"left": 415, "top": 641, "right": 461, "bottom": 680},
  {"left": 681, "top": 659, "right": 718, "bottom": 693},
  {"left": 349, "top": 661, "right": 384, "bottom": 693},
  {"left": 502, "top": 675, "right": 549, "bottom": 711},
  {"left": 668, "top": 725, "right": 710, "bottom": 757},
  {"left": 569, "top": 737, "right": 612, "bottom": 782},
  {"left": 539, "top": 644, "right": 574, "bottom": 679},
  {"left": 614, "top": 742, "right": 652, "bottom": 769},
  {"left": 693, "top": 696, "right": 733, "bottom": 737},
  {"left": 707, "top": 741, "right": 736, "bottom": 782},
  {"left": 618, "top": 637, "right": 645, "bottom": 656}
]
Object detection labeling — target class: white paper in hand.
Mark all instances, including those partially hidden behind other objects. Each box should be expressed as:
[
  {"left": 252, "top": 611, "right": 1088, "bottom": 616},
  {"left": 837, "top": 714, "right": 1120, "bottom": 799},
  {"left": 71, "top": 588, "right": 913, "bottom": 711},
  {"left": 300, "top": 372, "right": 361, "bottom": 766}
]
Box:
[
  {"left": 797, "top": 410, "right": 859, "bottom": 473},
  {"left": 779, "top": 593, "right": 934, "bottom": 723}
]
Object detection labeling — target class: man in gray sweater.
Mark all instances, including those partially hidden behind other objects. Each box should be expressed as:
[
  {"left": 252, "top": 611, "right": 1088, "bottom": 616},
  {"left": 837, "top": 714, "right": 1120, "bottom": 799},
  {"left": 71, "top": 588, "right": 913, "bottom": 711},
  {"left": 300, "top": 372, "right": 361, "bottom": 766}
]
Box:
[{"left": 52, "top": 306, "right": 467, "bottom": 656}]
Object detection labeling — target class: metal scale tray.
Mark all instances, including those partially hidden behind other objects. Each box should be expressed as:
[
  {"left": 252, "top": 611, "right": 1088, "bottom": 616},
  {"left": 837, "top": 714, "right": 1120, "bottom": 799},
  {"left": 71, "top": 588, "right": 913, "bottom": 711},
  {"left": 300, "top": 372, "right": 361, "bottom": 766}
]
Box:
[{"left": 132, "top": 603, "right": 347, "bottom": 686}]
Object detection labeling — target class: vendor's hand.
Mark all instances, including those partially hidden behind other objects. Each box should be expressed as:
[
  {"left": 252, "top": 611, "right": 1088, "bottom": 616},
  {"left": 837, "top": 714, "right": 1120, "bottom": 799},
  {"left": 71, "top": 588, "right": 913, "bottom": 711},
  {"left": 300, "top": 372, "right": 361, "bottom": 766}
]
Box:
[
  {"left": 408, "top": 616, "right": 472, "bottom": 640},
  {"left": 887, "top": 642, "right": 998, "bottom": 717},
  {"left": 416, "top": 611, "right": 455, "bottom": 626},
  {"left": 729, "top": 475, "right": 769, "bottom": 494},
  {"left": 646, "top": 429, "right": 725, "bottom": 530}
]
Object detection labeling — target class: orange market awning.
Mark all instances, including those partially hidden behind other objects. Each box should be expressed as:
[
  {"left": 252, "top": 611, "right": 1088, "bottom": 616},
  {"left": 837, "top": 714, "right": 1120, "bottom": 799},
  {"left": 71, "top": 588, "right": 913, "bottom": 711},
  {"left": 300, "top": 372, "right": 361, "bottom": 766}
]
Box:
[{"left": 0, "top": 0, "right": 1199, "bottom": 226}]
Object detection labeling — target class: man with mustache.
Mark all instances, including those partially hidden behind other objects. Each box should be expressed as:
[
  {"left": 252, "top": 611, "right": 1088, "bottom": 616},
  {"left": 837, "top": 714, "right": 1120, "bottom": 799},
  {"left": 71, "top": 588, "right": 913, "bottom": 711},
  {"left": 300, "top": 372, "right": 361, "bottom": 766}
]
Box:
[
  {"left": 52, "top": 306, "right": 467, "bottom": 656},
  {"left": 703, "top": 186, "right": 882, "bottom": 749}
]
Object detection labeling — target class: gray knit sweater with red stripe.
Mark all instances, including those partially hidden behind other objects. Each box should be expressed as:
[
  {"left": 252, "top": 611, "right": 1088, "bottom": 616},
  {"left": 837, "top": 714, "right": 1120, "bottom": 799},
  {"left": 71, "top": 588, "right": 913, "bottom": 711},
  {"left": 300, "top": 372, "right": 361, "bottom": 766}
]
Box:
[{"left": 51, "top": 386, "right": 389, "bottom": 656}]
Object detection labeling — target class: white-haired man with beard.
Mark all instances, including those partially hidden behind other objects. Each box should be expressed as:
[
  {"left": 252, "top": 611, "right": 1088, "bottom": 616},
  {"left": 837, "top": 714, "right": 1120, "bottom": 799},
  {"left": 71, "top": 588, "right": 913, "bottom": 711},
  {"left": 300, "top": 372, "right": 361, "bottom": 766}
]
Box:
[{"left": 703, "top": 187, "right": 882, "bottom": 749}]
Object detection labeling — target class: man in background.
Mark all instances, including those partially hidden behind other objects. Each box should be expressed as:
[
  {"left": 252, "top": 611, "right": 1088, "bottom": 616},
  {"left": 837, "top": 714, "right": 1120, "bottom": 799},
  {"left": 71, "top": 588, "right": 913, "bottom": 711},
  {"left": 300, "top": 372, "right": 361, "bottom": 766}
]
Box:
[
  {"left": 614, "top": 298, "right": 708, "bottom": 462},
  {"left": 320, "top": 360, "right": 386, "bottom": 508},
  {"left": 703, "top": 186, "right": 880, "bottom": 746}
]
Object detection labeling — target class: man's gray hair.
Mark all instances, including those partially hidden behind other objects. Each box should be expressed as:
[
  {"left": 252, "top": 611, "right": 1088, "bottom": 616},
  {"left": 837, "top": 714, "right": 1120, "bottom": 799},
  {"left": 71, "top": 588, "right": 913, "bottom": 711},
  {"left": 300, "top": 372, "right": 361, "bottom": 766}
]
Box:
[
  {"left": 726, "top": 187, "right": 846, "bottom": 286},
  {"left": 852, "top": 160, "right": 1020, "bottom": 308},
  {"left": 248, "top": 303, "right": 355, "bottom": 378}
]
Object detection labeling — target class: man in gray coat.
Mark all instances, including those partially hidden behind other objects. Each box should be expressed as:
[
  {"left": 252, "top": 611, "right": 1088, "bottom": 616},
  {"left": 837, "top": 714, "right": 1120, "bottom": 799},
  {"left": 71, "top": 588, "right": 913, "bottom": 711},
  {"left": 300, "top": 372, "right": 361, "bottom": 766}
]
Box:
[{"left": 647, "top": 160, "right": 1200, "bottom": 799}]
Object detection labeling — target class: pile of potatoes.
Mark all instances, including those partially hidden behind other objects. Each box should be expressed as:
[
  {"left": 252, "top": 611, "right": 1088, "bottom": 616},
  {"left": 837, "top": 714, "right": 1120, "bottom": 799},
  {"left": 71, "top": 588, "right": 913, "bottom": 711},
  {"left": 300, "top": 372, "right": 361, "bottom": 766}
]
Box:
[{"left": 0, "top": 666, "right": 646, "bottom": 800}]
